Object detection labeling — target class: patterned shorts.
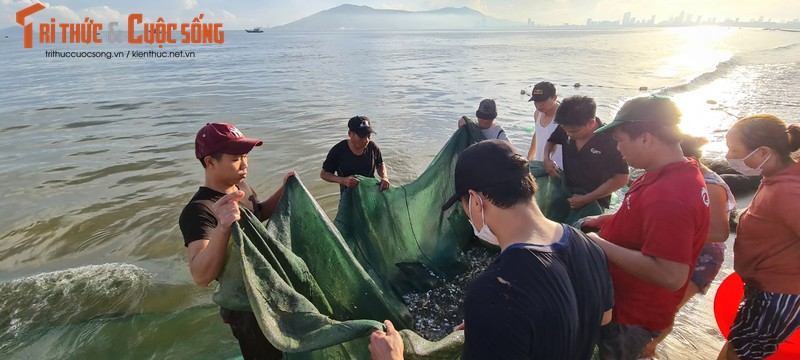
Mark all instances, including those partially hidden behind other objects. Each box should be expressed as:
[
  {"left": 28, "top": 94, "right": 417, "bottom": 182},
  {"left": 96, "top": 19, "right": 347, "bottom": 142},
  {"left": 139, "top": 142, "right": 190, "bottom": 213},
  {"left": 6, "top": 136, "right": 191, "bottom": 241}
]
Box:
[
  {"left": 690, "top": 242, "right": 725, "bottom": 294},
  {"left": 729, "top": 286, "right": 800, "bottom": 360}
]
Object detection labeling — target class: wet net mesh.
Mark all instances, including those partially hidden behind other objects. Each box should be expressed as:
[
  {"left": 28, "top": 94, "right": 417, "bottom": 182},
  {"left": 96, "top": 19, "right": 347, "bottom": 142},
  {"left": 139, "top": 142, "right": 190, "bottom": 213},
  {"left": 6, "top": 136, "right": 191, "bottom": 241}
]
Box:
[{"left": 216, "top": 120, "right": 605, "bottom": 359}]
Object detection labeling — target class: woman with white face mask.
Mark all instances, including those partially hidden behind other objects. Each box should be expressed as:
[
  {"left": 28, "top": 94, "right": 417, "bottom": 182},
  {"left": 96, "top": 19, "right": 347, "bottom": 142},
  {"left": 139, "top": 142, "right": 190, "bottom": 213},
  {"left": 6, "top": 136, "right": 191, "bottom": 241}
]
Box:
[{"left": 717, "top": 114, "right": 800, "bottom": 360}]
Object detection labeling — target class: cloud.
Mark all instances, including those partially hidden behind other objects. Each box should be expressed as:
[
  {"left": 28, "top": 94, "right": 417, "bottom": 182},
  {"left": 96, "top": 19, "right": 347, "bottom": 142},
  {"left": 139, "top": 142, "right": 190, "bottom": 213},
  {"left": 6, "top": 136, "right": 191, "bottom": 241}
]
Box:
[
  {"left": 2, "top": 1, "right": 127, "bottom": 28},
  {"left": 466, "top": 0, "right": 488, "bottom": 12},
  {"left": 222, "top": 10, "right": 237, "bottom": 22},
  {"left": 81, "top": 6, "right": 122, "bottom": 23},
  {"left": 35, "top": 4, "right": 81, "bottom": 23},
  {"left": 183, "top": 0, "right": 197, "bottom": 10}
]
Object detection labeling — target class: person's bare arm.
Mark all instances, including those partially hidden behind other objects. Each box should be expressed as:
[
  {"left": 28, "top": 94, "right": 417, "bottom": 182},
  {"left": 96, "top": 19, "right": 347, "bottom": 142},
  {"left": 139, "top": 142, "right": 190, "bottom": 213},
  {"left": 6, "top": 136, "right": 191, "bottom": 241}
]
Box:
[
  {"left": 527, "top": 134, "right": 537, "bottom": 161},
  {"left": 187, "top": 191, "right": 243, "bottom": 287},
  {"left": 257, "top": 171, "right": 297, "bottom": 221},
  {"left": 567, "top": 173, "right": 629, "bottom": 209},
  {"left": 706, "top": 184, "right": 731, "bottom": 243},
  {"left": 543, "top": 141, "right": 559, "bottom": 177},
  {"left": 527, "top": 111, "right": 541, "bottom": 160},
  {"left": 580, "top": 213, "right": 614, "bottom": 229},
  {"left": 377, "top": 163, "right": 390, "bottom": 191},
  {"left": 587, "top": 232, "right": 690, "bottom": 291},
  {"left": 321, "top": 169, "right": 360, "bottom": 188},
  {"left": 601, "top": 309, "right": 613, "bottom": 326}
]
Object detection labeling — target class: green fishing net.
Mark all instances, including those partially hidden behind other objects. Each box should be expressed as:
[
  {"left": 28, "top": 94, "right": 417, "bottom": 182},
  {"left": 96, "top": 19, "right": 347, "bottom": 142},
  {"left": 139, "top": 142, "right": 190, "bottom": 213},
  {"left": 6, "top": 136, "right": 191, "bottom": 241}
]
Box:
[{"left": 217, "top": 120, "right": 604, "bottom": 359}]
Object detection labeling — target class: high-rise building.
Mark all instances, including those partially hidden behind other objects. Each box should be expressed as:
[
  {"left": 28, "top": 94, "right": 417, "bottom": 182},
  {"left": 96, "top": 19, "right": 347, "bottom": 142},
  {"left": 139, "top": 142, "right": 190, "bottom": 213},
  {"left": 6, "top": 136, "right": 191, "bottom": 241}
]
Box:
[{"left": 622, "top": 11, "right": 631, "bottom": 25}]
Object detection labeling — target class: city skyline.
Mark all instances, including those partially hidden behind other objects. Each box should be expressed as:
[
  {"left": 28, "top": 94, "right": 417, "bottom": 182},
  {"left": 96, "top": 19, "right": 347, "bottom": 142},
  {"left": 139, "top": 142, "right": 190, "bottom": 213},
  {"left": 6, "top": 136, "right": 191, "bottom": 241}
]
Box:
[{"left": 579, "top": 10, "right": 800, "bottom": 28}]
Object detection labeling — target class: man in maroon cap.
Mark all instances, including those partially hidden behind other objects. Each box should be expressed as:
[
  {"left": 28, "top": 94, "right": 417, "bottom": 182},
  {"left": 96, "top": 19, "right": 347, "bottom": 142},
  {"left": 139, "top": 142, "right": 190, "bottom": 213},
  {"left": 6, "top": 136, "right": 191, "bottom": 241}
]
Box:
[{"left": 179, "top": 122, "right": 294, "bottom": 360}]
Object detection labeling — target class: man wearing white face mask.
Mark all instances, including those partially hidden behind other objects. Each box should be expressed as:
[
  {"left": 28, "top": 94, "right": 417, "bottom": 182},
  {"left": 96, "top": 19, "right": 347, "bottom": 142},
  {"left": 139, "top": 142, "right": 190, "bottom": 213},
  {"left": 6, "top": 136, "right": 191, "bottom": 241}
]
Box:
[{"left": 368, "top": 140, "right": 614, "bottom": 360}]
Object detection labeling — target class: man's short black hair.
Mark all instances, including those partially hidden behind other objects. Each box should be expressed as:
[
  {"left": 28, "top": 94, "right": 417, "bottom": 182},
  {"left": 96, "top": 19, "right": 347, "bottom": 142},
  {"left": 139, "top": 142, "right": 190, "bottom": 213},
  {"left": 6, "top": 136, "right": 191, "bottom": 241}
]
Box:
[
  {"left": 199, "top": 152, "right": 224, "bottom": 168},
  {"left": 460, "top": 167, "right": 537, "bottom": 209},
  {"left": 442, "top": 140, "right": 537, "bottom": 211},
  {"left": 554, "top": 95, "right": 597, "bottom": 127}
]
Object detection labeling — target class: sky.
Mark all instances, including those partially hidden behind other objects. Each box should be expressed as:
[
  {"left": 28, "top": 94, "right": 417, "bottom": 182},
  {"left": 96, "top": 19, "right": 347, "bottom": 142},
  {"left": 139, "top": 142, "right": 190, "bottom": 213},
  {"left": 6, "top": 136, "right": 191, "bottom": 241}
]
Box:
[{"left": 3, "top": 0, "right": 800, "bottom": 30}]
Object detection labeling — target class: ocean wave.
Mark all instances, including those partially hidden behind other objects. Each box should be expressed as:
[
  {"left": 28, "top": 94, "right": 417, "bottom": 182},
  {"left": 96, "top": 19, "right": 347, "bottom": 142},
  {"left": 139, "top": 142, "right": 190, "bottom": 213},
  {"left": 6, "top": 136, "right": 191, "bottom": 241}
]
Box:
[
  {"left": 0, "top": 263, "right": 153, "bottom": 340},
  {"left": 657, "top": 41, "right": 800, "bottom": 97},
  {"left": 769, "top": 41, "right": 800, "bottom": 52},
  {"left": 655, "top": 57, "right": 741, "bottom": 96}
]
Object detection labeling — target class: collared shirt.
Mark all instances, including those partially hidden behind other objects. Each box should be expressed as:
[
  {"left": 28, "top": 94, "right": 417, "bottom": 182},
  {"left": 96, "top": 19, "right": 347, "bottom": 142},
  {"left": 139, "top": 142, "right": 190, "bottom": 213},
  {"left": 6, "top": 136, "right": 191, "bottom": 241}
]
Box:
[{"left": 599, "top": 159, "right": 710, "bottom": 332}]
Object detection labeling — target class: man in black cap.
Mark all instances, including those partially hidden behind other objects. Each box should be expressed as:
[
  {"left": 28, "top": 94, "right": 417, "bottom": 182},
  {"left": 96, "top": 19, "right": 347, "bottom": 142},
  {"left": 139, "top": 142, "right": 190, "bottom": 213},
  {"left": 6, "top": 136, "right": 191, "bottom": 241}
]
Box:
[
  {"left": 457, "top": 98, "right": 512, "bottom": 143},
  {"left": 368, "top": 140, "right": 613, "bottom": 360},
  {"left": 526, "top": 81, "right": 562, "bottom": 165},
  {"left": 179, "top": 122, "right": 295, "bottom": 360},
  {"left": 321, "top": 115, "right": 390, "bottom": 192}
]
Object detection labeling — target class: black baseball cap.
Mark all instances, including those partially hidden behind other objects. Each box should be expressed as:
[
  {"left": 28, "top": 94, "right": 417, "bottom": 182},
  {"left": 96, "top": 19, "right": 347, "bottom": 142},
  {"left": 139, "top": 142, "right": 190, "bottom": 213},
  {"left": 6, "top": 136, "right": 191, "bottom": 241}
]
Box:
[
  {"left": 529, "top": 81, "right": 556, "bottom": 102},
  {"left": 475, "top": 99, "right": 497, "bottom": 120},
  {"left": 595, "top": 95, "right": 682, "bottom": 134},
  {"left": 441, "top": 140, "right": 530, "bottom": 211},
  {"left": 348, "top": 115, "right": 376, "bottom": 137}
]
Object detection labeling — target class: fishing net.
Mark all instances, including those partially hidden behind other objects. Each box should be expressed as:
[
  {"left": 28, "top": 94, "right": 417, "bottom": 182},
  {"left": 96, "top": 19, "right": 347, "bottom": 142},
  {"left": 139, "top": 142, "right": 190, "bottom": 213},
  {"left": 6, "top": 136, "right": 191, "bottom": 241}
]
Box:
[{"left": 216, "top": 120, "right": 605, "bottom": 359}]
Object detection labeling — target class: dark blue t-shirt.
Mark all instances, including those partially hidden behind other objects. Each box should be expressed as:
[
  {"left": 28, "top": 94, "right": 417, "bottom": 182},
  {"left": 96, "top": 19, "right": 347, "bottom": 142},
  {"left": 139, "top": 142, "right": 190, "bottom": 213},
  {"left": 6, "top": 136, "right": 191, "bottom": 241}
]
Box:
[{"left": 462, "top": 225, "right": 613, "bottom": 360}]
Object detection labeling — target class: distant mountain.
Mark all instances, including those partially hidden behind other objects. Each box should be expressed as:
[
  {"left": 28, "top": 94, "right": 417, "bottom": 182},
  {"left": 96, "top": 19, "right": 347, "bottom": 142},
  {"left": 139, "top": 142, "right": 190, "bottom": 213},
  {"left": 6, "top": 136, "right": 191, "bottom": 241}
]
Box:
[
  {"left": 273, "top": 4, "right": 522, "bottom": 31},
  {"left": 0, "top": 26, "right": 26, "bottom": 37}
]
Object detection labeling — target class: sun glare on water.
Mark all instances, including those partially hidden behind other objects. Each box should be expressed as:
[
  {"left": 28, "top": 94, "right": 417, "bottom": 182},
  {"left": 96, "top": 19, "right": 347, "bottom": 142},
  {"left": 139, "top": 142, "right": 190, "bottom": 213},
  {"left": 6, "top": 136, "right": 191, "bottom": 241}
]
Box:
[
  {"left": 654, "top": 26, "right": 736, "bottom": 80},
  {"left": 655, "top": 27, "right": 746, "bottom": 153}
]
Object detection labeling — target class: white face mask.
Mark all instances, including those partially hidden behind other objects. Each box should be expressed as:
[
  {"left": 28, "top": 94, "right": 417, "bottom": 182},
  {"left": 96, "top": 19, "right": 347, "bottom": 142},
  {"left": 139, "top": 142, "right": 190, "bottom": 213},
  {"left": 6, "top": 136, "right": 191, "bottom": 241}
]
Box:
[
  {"left": 468, "top": 194, "right": 499, "bottom": 245},
  {"left": 727, "top": 147, "right": 770, "bottom": 176}
]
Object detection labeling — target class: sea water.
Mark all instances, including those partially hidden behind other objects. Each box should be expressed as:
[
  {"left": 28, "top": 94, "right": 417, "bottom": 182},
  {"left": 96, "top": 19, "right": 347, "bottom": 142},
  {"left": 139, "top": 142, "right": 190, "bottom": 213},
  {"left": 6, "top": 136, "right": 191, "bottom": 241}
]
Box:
[{"left": 1, "top": 27, "right": 799, "bottom": 359}]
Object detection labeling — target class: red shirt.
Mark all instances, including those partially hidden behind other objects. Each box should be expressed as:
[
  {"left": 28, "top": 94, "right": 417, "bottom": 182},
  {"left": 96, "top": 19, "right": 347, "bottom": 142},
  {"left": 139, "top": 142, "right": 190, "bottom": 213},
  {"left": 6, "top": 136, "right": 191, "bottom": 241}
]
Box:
[
  {"left": 600, "top": 159, "right": 710, "bottom": 332},
  {"left": 734, "top": 162, "right": 800, "bottom": 294}
]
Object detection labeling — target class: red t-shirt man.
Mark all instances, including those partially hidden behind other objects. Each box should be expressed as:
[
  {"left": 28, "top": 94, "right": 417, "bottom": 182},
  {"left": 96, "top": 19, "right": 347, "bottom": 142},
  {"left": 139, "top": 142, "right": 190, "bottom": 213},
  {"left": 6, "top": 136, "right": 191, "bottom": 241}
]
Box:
[
  {"left": 600, "top": 159, "right": 710, "bottom": 332},
  {"left": 585, "top": 96, "right": 711, "bottom": 360}
]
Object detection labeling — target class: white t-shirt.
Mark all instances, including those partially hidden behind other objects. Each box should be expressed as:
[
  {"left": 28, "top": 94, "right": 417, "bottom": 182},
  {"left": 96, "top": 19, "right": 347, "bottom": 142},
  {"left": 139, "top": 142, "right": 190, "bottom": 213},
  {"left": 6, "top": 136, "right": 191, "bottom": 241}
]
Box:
[{"left": 533, "top": 112, "right": 563, "bottom": 167}]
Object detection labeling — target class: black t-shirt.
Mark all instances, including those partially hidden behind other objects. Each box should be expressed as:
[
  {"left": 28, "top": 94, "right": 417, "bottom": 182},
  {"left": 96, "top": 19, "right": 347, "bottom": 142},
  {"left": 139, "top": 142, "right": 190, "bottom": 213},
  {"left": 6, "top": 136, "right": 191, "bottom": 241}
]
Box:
[
  {"left": 547, "top": 118, "right": 629, "bottom": 208},
  {"left": 178, "top": 184, "right": 260, "bottom": 247},
  {"left": 322, "top": 140, "right": 383, "bottom": 191},
  {"left": 462, "top": 225, "right": 613, "bottom": 360}
]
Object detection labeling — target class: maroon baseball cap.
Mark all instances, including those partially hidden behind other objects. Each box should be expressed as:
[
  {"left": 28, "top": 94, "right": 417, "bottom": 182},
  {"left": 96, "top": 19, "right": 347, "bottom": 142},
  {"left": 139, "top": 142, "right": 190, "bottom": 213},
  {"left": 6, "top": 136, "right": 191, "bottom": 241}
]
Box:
[{"left": 195, "top": 122, "right": 263, "bottom": 159}]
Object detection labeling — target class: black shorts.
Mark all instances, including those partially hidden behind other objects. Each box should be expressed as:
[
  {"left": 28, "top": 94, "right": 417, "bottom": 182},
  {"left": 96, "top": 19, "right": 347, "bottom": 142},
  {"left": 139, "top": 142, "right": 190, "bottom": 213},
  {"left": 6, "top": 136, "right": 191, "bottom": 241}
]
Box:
[
  {"left": 598, "top": 321, "right": 660, "bottom": 360},
  {"left": 220, "top": 308, "right": 283, "bottom": 360}
]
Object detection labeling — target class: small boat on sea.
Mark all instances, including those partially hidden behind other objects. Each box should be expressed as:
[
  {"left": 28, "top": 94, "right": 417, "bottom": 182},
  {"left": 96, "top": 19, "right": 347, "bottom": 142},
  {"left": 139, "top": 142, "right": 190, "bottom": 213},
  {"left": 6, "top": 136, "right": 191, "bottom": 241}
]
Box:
[{"left": 245, "top": 27, "right": 264, "bottom": 33}]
